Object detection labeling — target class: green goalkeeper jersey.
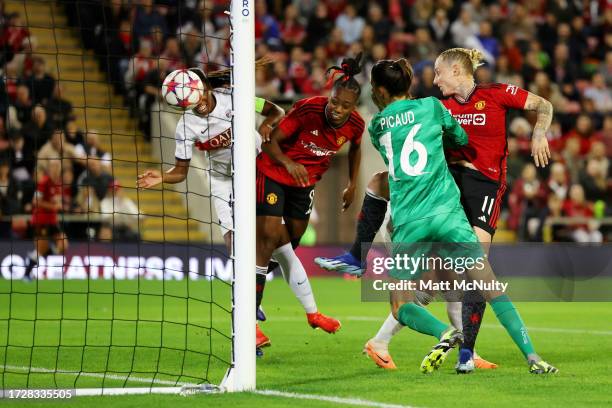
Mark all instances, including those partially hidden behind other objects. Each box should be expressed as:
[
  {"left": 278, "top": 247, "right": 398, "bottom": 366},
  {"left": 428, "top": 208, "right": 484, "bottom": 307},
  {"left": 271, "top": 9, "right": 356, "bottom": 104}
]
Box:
[{"left": 369, "top": 97, "right": 468, "bottom": 228}]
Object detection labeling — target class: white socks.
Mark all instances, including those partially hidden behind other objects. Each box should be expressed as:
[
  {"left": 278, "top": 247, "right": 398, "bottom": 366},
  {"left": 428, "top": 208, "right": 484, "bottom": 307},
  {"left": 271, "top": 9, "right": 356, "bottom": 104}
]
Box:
[
  {"left": 446, "top": 301, "right": 463, "bottom": 332},
  {"left": 373, "top": 301, "right": 463, "bottom": 345},
  {"left": 272, "top": 242, "right": 317, "bottom": 314},
  {"left": 373, "top": 313, "right": 403, "bottom": 343}
]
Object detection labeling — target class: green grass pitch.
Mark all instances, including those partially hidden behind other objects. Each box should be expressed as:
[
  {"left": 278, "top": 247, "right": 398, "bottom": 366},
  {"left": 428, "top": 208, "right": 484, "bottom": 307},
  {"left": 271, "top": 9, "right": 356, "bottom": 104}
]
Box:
[{"left": 1, "top": 277, "right": 611, "bottom": 407}]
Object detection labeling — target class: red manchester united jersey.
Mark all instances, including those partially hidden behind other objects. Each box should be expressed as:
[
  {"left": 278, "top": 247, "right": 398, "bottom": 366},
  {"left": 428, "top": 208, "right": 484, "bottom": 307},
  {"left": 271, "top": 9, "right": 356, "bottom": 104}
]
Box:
[
  {"left": 443, "top": 83, "right": 528, "bottom": 184},
  {"left": 257, "top": 96, "right": 365, "bottom": 187},
  {"left": 31, "top": 175, "right": 61, "bottom": 226}
]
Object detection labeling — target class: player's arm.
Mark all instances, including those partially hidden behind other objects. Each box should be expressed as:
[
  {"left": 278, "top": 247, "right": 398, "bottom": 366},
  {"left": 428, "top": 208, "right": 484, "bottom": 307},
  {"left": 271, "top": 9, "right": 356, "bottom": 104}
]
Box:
[
  {"left": 256, "top": 97, "right": 285, "bottom": 143},
  {"left": 262, "top": 126, "right": 309, "bottom": 187},
  {"left": 523, "top": 92, "right": 553, "bottom": 168},
  {"left": 137, "top": 159, "right": 190, "bottom": 188},
  {"left": 342, "top": 139, "right": 361, "bottom": 211},
  {"left": 436, "top": 99, "right": 468, "bottom": 147},
  {"left": 138, "top": 117, "right": 194, "bottom": 188}
]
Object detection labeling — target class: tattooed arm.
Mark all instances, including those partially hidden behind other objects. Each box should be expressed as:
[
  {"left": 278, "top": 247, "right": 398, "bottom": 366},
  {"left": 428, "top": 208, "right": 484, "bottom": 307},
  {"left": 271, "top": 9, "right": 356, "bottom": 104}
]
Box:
[{"left": 524, "top": 92, "right": 553, "bottom": 168}]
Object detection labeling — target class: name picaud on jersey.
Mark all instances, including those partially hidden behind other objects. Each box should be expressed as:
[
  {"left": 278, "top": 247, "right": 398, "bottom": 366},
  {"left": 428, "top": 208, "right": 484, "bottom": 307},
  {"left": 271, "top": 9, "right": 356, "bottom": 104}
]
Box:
[{"left": 379, "top": 111, "right": 415, "bottom": 130}]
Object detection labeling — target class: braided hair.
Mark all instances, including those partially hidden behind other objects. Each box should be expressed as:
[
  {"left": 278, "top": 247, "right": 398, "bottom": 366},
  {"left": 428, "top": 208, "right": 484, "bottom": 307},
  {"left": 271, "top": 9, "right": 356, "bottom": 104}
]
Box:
[{"left": 326, "top": 53, "right": 364, "bottom": 98}]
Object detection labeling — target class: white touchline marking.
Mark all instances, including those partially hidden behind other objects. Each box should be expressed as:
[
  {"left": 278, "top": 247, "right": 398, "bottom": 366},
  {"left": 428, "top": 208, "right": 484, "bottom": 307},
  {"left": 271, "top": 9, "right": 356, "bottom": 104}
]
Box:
[
  {"left": 2, "top": 365, "right": 419, "bottom": 406},
  {"left": 268, "top": 316, "right": 612, "bottom": 335},
  {"left": 253, "top": 389, "right": 417, "bottom": 408}
]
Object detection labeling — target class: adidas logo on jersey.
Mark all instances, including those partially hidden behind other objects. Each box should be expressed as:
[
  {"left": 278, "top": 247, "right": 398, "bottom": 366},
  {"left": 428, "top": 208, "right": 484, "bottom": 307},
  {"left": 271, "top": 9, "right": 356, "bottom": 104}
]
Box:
[
  {"left": 310, "top": 130, "right": 319, "bottom": 136},
  {"left": 478, "top": 215, "right": 487, "bottom": 223}
]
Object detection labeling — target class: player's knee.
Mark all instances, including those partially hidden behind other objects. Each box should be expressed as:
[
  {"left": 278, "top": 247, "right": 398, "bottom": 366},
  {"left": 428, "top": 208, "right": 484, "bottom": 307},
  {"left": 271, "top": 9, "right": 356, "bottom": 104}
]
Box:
[{"left": 367, "top": 171, "right": 389, "bottom": 199}]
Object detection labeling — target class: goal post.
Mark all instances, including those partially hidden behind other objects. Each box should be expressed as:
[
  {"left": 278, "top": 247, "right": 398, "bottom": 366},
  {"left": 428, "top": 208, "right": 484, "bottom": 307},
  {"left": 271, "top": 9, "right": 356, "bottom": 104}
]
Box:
[{"left": 223, "top": 0, "right": 256, "bottom": 392}]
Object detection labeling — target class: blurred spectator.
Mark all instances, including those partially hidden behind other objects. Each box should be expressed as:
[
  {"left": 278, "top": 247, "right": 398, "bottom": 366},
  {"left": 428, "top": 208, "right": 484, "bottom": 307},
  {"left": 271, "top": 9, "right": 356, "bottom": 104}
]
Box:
[
  {"left": 335, "top": 4, "right": 365, "bottom": 45},
  {"left": 255, "top": 0, "right": 281, "bottom": 49},
  {"left": 326, "top": 27, "right": 348, "bottom": 60},
  {"left": 501, "top": 32, "right": 523, "bottom": 72},
  {"left": 562, "top": 184, "right": 602, "bottom": 243},
  {"left": 21, "top": 105, "right": 53, "bottom": 150},
  {"left": 23, "top": 57, "right": 55, "bottom": 105},
  {"left": 561, "top": 114, "right": 601, "bottom": 156},
  {"left": 477, "top": 20, "right": 499, "bottom": 62},
  {"left": 508, "top": 163, "right": 547, "bottom": 239},
  {"left": 0, "top": 160, "right": 20, "bottom": 215},
  {"left": 132, "top": 0, "right": 168, "bottom": 47},
  {"left": 579, "top": 158, "right": 608, "bottom": 202},
  {"left": 100, "top": 181, "right": 140, "bottom": 241},
  {"left": 529, "top": 71, "right": 568, "bottom": 114},
  {"left": 367, "top": 3, "right": 391, "bottom": 45},
  {"left": 76, "top": 157, "right": 113, "bottom": 201},
  {"left": 303, "top": 3, "right": 333, "bottom": 52},
  {"left": 181, "top": 28, "right": 203, "bottom": 68},
  {"left": 506, "top": 137, "right": 528, "bottom": 188},
  {"left": 560, "top": 137, "right": 583, "bottom": 183},
  {"left": 36, "top": 129, "right": 85, "bottom": 176},
  {"left": 255, "top": 65, "right": 280, "bottom": 99},
  {"left": 583, "top": 73, "right": 612, "bottom": 113},
  {"left": 412, "top": 65, "right": 442, "bottom": 99},
  {"left": 548, "top": 43, "right": 579, "bottom": 85},
  {"left": 8, "top": 132, "right": 34, "bottom": 181},
  {"left": 3, "top": 61, "right": 19, "bottom": 103},
  {"left": 64, "top": 118, "right": 85, "bottom": 148},
  {"left": 546, "top": 162, "right": 570, "bottom": 201},
  {"left": 124, "top": 39, "right": 155, "bottom": 97},
  {"left": 429, "top": 8, "right": 451, "bottom": 45},
  {"left": 159, "top": 37, "right": 184, "bottom": 72},
  {"left": 280, "top": 4, "right": 305, "bottom": 49},
  {"left": 409, "top": 28, "right": 438, "bottom": 64},
  {"left": 7, "top": 84, "right": 32, "bottom": 130},
  {"left": 0, "top": 12, "right": 30, "bottom": 58},
  {"left": 75, "top": 131, "right": 112, "bottom": 174},
  {"left": 45, "top": 83, "right": 73, "bottom": 129}
]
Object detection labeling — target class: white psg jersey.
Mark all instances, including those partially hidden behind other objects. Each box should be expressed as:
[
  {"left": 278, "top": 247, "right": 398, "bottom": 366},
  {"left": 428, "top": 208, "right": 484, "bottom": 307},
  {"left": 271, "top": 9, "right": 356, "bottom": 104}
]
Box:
[{"left": 174, "top": 88, "right": 262, "bottom": 165}]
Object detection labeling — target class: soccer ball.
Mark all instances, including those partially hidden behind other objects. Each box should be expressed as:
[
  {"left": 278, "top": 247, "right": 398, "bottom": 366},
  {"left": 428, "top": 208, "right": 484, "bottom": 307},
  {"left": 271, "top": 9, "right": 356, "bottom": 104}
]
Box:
[{"left": 161, "top": 69, "right": 205, "bottom": 110}]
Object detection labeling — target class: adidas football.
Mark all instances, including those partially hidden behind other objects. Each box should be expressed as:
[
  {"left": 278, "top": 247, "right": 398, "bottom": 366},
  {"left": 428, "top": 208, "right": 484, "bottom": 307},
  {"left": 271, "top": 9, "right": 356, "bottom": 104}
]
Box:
[{"left": 161, "top": 69, "right": 205, "bottom": 110}]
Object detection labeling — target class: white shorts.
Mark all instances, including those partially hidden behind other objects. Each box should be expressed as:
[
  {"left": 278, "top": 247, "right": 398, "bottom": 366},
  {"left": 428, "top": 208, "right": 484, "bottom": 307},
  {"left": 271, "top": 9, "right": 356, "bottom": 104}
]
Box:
[{"left": 210, "top": 160, "right": 233, "bottom": 236}]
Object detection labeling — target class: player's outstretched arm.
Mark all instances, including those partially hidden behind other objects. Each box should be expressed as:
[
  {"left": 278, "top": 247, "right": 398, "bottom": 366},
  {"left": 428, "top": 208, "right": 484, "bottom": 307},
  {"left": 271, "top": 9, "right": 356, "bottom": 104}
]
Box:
[
  {"left": 137, "top": 159, "right": 190, "bottom": 189},
  {"left": 256, "top": 98, "right": 285, "bottom": 143},
  {"left": 524, "top": 92, "right": 553, "bottom": 168},
  {"left": 342, "top": 140, "right": 361, "bottom": 211}
]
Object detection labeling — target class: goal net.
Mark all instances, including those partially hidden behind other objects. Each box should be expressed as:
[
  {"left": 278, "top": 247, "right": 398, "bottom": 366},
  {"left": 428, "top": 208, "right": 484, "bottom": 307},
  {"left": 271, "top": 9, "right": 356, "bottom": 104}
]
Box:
[{"left": 0, "top": 0, "right": 254, "bottom": 395}]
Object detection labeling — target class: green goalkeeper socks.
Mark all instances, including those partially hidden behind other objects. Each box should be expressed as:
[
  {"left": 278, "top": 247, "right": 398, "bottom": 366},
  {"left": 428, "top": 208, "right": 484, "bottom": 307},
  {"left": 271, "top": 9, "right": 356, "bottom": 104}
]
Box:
[
  {"left": 397, "top": 303, "right": 449, "bottom": 339},
  {"left": 490, "top": 294, "right": 535, "bottom": 358}
]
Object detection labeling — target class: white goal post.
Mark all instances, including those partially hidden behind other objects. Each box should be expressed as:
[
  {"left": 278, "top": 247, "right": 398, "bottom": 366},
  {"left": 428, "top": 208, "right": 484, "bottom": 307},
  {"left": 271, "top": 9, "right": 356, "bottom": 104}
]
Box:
[{"left": 222, "top": 0, "right": 257, "bottom": 393}]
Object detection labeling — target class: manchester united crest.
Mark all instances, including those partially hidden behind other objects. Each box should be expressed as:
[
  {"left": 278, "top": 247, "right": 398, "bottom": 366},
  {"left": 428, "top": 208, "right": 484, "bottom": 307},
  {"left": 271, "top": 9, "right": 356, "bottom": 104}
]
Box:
[
  {"left": 266, "top": 193, "right": 278, "bottom": 205},
  {"left": 336, "top": 136, "right": 347, "bottom": 145},
  {"left": 475, "top": 100, "right": 486, "bottom": 110}
]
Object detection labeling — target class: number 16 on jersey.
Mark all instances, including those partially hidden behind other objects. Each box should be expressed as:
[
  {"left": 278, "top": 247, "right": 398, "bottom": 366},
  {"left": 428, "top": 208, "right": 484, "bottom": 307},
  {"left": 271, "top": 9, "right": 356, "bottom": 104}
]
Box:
[{"left": 380, "top": 123, "right": 428, "bottom": 179}]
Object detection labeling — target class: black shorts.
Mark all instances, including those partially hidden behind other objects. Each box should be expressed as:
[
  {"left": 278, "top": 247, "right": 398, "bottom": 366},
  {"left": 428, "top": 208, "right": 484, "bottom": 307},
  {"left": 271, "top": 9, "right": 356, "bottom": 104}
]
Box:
[
  {"left": 33, "top": 224, "right": 63, "bottom": 238},
  {"left": 256, "top": 171, "right": 314, "bottom": 220},
  {"left": 449, "top": 165, "right": 506, "bottom": 236}
]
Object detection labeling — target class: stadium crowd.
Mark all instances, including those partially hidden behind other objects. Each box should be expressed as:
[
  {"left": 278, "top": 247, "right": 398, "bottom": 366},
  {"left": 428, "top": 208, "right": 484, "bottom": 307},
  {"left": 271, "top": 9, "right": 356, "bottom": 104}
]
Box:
[
  {"left": 2, "top": 0, "right": 612, "bottom": 242},
  {"left": 0, "top": 3, "right": 140, "bottom": 241}
]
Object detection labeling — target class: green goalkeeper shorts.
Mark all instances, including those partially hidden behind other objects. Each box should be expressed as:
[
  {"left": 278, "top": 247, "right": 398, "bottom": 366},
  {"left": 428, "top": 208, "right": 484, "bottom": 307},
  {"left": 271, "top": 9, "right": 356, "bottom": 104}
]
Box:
[{"left": 389, "top": 207, "right": 482, "bottom": 280}]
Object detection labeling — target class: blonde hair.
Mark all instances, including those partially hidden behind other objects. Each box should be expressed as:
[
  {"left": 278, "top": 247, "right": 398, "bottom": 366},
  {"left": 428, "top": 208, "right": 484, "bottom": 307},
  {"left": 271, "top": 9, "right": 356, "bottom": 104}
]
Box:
[{"left": 438, "top": 48, "right": 484, "bottom": 75}]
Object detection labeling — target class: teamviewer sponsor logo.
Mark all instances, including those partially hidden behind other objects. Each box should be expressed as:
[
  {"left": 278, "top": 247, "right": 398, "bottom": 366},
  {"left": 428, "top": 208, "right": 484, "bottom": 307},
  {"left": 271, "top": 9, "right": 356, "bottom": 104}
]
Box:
[
  {"left": 453, "top": 113, "right": 487, "bottom": 126},
  {"left": 473, "top": 113, "right": 486, "bottom": 125}
]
